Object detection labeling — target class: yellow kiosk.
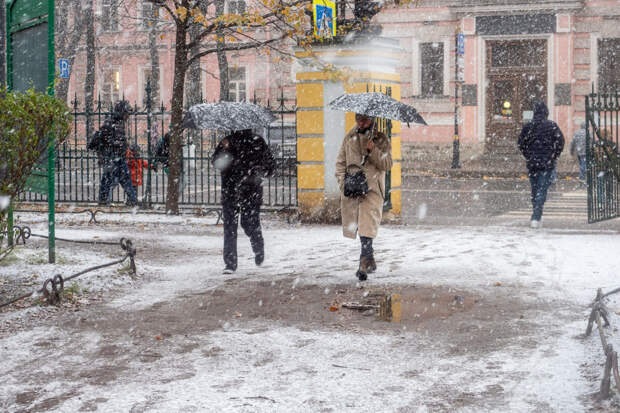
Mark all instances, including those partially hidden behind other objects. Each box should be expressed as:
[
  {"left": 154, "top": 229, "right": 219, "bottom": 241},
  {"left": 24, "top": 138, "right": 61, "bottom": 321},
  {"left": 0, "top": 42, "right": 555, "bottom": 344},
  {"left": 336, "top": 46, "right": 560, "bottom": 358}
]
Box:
[{"left": 295, "top": 38, "right": 404, "bottom": 219}]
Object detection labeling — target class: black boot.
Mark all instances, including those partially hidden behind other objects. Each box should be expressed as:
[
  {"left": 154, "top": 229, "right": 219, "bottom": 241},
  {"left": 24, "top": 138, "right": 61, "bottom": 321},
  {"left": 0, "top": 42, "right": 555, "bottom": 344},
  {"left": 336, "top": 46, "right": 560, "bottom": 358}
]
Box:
[
  {"left": 366, "top": 255, "right": 376, "bottom": 273},
  {"left": 356, "top": 269, "right": 368, "bottom": 281},
  {"left": 223, "top": 264, "right": 237, "bottom": 274},
  {"left": 255, "top": 251, "right": 264, "bottom": 266},
  {"left": 357, "top": 255, "right": 371, "bottom": 281}
]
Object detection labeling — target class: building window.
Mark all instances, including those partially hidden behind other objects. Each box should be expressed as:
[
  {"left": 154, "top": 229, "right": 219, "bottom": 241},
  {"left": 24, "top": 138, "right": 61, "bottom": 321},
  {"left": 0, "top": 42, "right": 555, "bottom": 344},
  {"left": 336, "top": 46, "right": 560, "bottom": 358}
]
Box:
[
  {"left": 420, "top": 42, "right": 444, "bottom": 97},
  {"left": 599, "top": 38, "right": 620, "bottom": 92},
  {"left": 229, "top": 67, "right": 246, "bottom": 102},
  {"left": 228, "top": 0, "right": 246, "bottom": 14},
  {"left": 140, "top": 0, "right": 158, "bottom": 30},
  {"left": 490, "top": 40, "right": 546, "bottom": 68},
  {"left": 101, "top": 0, "right": 119, "bottom": 31},
  {"left": 102, "top": 67, "right": 121, "bottom": 106},
  {"left": 140, "top": 66, "right": 161, "bottom": 106}
]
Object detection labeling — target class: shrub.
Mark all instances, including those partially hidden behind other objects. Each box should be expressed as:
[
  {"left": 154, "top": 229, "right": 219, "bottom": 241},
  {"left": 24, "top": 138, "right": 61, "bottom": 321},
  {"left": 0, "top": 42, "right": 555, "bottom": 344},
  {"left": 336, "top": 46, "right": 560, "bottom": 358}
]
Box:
[{"left": 0, "top": 88, "right": 72, "bottom": 253}]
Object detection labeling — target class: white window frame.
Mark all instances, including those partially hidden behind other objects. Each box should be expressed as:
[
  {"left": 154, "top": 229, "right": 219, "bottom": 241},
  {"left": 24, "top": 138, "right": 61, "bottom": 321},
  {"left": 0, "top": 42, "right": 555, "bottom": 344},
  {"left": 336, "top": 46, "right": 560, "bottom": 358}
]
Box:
[
  {"left": 100, "top": 66, "right": 122, "bottom": 106},
  {"left": 139, "top": 0, "right": 162, "bottom": 30},
  {"left": 591, "top": 33, "right": 600, "bottom": 92},
  {"left": 417, "top": 40, "right": 448, "bottom": 97},
  {"left": 229, "top": 66, "right": 247, "bottom": 102},
  {"left": 226, "top": 0, "right": 246, "bottom": 14},
  {"left": 100, "top": 0, "right": 119, "bottom": 32}
]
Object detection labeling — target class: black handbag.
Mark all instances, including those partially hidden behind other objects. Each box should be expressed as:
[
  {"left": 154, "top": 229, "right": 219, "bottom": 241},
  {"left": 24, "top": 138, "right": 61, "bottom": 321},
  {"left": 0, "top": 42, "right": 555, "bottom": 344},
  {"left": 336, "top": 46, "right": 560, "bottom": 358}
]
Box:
[{"left": 344, "top": 159, "right": 368, "bottom": 198}]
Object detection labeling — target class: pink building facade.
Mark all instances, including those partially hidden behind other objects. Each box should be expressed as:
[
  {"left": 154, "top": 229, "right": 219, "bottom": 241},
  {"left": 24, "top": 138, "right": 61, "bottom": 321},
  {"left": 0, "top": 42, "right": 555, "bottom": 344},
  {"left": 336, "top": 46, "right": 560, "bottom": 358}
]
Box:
[
  {"left": 377, "top": 0, "right": 620, "bottom": 161},
  {"left": 67, "top": 0, "right": 295, "bottom": 113},
  {"left": 67, "top": 1, "right": 620, "bottom": 162}
]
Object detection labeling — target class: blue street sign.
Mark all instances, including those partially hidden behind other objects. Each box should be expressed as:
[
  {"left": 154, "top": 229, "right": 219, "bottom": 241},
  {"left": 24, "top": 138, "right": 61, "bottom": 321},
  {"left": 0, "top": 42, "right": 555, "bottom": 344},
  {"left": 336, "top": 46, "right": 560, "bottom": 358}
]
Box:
[
  {"left": 59, "top": 58, "right": 70, "bottom": 79},
  {"left": 457, "top": 33, "right": 465, "bottom": 56}
]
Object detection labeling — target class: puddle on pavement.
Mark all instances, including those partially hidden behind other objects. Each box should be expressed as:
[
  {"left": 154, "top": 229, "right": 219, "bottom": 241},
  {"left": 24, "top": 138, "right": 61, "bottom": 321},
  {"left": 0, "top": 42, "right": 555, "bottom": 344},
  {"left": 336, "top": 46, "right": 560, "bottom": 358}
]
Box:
[
  {"left": 327, "top": 285, "right": 476, "bottom": 324},
  {"left": 182, "top": 279, "right": 478, "bottom": 331}
]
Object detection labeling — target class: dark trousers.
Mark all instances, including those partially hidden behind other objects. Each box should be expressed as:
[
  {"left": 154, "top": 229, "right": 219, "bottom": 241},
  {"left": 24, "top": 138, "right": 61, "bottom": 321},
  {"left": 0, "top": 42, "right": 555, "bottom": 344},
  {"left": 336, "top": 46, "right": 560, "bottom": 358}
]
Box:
[
  {"left": 99, "top": 158, "right": 138, "bottom": 203},
  {"left": 223, "top": 194, "right": 264, "bottom": 269},
  {"left": 578, "top": 155, "right": 586, "bottom": 180},
  {"left": 529, "top": 170, "right": 553, "bottom": 221},
  {"left": 360, "top": 236, "right": 373, "bottom": 257}
]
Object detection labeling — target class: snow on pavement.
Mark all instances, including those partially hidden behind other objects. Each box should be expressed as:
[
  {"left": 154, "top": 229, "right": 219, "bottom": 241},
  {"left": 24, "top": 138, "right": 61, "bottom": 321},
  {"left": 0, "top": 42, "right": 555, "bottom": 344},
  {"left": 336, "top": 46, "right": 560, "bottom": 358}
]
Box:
[{"left": 2, "top": 220, "right": 620, "bottom": 412}]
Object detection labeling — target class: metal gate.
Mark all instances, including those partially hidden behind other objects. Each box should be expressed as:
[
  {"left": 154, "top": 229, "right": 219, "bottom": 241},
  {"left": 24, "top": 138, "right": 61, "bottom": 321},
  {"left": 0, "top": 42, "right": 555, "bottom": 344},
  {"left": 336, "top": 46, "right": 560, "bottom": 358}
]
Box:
[
  {"left": 368, "top": 84, "right": 393, "bottom": 211},
  {"left": 19, "top": 83, "right": 298, "bottom": 209},
  {"left": 586, "top": 87, "right": 620, "bottom": 223}
]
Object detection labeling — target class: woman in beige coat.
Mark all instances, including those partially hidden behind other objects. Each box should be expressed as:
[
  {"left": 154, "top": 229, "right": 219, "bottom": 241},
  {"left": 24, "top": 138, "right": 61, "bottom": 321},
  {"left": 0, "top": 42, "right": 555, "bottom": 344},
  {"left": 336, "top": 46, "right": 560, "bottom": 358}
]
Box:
[{"left": 335, "top": 114, "right": 393, "bottom": 280}]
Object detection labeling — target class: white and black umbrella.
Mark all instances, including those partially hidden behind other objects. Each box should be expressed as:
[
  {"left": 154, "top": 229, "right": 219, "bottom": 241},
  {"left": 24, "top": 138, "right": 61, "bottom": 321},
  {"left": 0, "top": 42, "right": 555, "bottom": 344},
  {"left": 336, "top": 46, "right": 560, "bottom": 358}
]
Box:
[
  {"left": 328, "top": 92, "right": 427, "bottom": 126},
  {"left": 183, "top": 102, "right": 276, "bottom": 131}
]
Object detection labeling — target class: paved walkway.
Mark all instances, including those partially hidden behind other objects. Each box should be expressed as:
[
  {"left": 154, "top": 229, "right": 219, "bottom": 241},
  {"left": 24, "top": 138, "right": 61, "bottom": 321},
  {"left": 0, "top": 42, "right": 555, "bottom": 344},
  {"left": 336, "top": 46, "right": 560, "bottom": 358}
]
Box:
[
  {"left": 499, "top": 190, "right": 588, "bottom": 221},
  {"left": 402, "top": 176, "right": 620, "bottom": 230}
]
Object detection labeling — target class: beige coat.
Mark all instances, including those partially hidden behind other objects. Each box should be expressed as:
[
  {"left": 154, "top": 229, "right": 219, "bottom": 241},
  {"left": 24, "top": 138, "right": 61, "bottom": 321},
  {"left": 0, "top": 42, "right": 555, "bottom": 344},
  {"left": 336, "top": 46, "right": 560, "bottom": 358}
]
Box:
[{"left": 335, "top": 126, "right": 393, "bottom": 239}]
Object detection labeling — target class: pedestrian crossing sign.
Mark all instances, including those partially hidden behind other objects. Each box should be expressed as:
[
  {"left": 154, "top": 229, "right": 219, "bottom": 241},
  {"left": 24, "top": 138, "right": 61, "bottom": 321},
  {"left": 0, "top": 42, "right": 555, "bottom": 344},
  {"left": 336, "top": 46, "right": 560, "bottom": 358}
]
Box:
[{"left": 313, "top": 0, "right": 336, "bottom": 38}]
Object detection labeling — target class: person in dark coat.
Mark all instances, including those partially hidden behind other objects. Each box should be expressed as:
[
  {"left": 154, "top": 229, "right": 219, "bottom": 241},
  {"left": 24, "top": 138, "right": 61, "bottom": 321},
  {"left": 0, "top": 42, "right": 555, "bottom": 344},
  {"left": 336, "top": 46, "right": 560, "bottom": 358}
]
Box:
[
  {"left": 87, "top": 100, "right": 138, "bottom": 206},
  {"left": 570, "top": 122, "right": 587, "bottom": 180},
  {"left": 153, "top": 127, "right": 186, "bottom": 196},
  {"left": 153, "top": 130, "right": 171, "bottom": 170},
  {"left": 518, "top": 101, "right": 565, "bottom": 228},
  {"left": 212, "top": 129, "right": 275, "bottom": 273}
]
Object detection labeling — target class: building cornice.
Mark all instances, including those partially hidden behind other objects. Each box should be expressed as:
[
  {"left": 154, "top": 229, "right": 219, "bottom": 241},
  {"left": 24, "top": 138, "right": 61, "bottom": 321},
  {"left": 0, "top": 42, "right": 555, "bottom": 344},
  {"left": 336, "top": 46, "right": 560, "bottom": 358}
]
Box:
[{"left": 450, "top": 1, "right": 584, "bottom": 16}]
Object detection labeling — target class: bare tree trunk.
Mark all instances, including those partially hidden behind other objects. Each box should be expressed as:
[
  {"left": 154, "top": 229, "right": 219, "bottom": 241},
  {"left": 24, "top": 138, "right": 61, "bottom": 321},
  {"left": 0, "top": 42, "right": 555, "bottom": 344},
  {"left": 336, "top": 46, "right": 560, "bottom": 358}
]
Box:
[
  {"left": 84, "top": 0, "right": 95, "bottom": 113},
  {"left": 186, "top": 24, "right": 203, "bottom": 106},
  {"left": 148, "top": 7, "right": 160, "bottom": 106},
  {"left": 215, "top": 0, "right": 229, "bottom": 102},
  {"left": 166, "top": 18, "right": 189, "bottom": 214}
]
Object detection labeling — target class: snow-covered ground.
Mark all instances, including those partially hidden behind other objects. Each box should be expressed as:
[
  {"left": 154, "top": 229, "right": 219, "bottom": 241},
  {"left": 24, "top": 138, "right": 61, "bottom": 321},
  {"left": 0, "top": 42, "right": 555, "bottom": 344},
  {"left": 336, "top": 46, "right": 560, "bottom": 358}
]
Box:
[{"left": 1, "top": 215, "right": 620, "bottom": 412}]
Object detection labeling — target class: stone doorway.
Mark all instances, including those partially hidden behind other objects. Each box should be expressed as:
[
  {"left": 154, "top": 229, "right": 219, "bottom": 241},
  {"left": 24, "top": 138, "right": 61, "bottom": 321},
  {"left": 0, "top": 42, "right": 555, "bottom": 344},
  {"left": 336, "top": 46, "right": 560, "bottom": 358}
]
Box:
[{"left": 485, "top": 39, "right": 548, "bottom": 156}]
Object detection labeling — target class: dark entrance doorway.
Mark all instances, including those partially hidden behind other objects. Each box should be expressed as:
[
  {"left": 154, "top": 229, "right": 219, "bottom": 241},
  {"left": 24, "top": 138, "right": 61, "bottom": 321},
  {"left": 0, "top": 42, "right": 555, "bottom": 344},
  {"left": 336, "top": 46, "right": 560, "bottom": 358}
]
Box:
[{"left": 485, "top": 39, "right": 547, "bottom": 155}]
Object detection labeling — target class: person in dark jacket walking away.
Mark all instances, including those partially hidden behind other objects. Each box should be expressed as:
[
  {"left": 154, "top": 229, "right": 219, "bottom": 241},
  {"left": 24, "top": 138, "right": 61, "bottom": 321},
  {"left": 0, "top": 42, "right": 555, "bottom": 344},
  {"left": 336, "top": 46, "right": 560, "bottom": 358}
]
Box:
[
  {"left": 154, "top": 128, "right": 186, "bottom": 197},
  {"left": 570, "top": 122, "right": 587, "bottom": 181},
  {"left": 212, "top": 129, "right": 275, "bottom": 273},
  {"left": 87, "top": 100, "right": 138, "bottom": 206},
  {"left": 518, "top": 101, "right": 565, "bottom": 228}
]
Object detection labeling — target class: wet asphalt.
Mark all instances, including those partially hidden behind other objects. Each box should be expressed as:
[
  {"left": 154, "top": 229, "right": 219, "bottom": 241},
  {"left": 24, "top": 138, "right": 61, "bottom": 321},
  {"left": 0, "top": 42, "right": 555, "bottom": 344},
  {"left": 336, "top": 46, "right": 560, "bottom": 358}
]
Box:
[{"left": 400, "top": 175, "right": 620, "bottom": 230}]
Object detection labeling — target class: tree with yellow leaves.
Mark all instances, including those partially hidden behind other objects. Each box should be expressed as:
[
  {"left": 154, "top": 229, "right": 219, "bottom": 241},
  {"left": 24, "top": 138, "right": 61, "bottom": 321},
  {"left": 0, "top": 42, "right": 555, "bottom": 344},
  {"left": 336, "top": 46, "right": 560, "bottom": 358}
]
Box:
[{"left": 146, "top": 0, "right": 415, "bottom": 213}]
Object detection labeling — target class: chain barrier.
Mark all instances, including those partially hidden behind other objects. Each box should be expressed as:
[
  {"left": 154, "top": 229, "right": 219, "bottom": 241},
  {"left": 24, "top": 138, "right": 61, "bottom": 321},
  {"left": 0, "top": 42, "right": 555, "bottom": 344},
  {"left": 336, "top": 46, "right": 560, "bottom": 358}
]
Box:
[
  {"left": 14, "top": 206, "right": 296, "bottom": 225},
  {"left": 14, "top": 207, "right": 221, "bottom": 224},
  {"left": 2, "top": 225, "right": 120, "bottom": 247},
  {"left": 585, "top": 287, "right": 620, "bottom": 398},
  {"left": 15, "top": 209, "right": 103, "bottom": 224},
  {"left": 0, "top": 238, "right": 136, "bottom": 309}
]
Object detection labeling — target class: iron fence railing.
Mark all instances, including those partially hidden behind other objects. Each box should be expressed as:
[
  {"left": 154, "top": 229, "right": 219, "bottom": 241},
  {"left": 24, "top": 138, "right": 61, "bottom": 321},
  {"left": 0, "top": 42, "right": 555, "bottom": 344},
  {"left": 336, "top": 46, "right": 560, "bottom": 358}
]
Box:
[
  {"left": 586, "top": 86, "right": 620, "bottom": 223},
  {"left": 18, "top": 82, "right": 298, "bottom": 209}
]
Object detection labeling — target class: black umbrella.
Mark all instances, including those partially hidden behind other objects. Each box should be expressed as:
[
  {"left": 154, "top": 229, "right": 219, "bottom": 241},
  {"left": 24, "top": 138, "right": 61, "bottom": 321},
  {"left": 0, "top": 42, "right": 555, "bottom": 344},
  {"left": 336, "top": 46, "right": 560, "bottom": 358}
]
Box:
[
  {"left": 328, "top": 92, "right": 427, "bottom": 126},
  {"left": 183, "top": 102, "right": 276, "bottom": 131}
]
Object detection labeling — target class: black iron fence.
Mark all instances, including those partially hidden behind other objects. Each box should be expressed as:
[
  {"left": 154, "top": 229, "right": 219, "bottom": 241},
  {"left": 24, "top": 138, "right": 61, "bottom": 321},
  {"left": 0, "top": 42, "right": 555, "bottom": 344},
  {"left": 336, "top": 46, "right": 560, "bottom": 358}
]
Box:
[
  {"left": 19, "top": 83, "right": 298, "bottom": 209},
  {"left": 586, "top": 87, "right": 620, "bottom": 223}
]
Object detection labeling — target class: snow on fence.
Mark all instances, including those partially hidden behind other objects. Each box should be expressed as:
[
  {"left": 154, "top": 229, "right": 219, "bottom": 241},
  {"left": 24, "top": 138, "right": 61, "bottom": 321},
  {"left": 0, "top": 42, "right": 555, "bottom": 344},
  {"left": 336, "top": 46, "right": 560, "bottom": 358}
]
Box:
[
  {"left": 0, "top": 229, "right": 137, "bottom": 308},
  {"left": 585, "top": 287, "right": 620, "bottom": 398}
]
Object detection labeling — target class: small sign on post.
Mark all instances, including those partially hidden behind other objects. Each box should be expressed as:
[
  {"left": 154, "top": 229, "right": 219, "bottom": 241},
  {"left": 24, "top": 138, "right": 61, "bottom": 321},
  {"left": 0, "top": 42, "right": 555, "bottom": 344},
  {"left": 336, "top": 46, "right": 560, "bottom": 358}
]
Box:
[
  {"left": 313, "top": 0, "right": 336, "bottom": 39},
  {"left": 58, "top": 58, "right": 70, "bottom": 79},
  {"left": 457, "top": 33, "right": 465, "bottom": 56}
]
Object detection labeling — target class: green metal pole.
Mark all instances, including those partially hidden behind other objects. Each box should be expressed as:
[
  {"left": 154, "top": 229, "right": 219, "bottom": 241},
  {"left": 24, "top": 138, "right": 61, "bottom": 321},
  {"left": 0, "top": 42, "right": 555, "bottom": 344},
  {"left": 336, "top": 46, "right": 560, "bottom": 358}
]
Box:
[
  {"left": 6, "top": 1, "right": 12, "bottom": 91},
  {"left": 6, "top": 2, "right": 13, "bottom": 248},
  {"left": 47, "top": 0, "right": 55, "bottom": 263}
]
